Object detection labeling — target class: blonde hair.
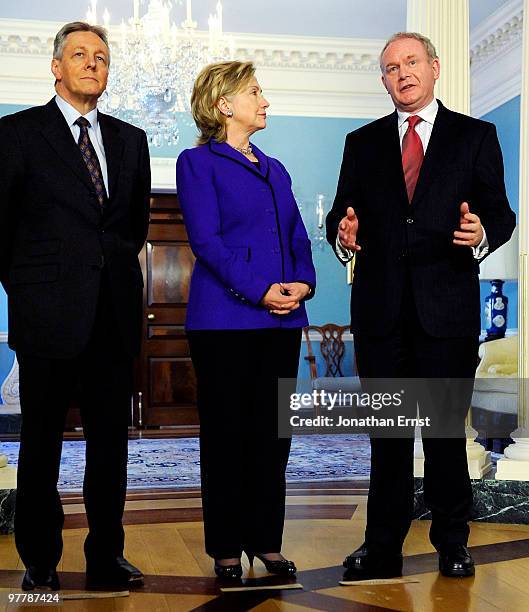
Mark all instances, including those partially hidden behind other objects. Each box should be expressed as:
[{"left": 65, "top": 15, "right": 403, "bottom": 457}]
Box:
[
  {"left": 379, "top": 32, "right": 438, "bottom": 72},
  {"left": 191, "top": 61, "right": 256, "bottom": 146}
]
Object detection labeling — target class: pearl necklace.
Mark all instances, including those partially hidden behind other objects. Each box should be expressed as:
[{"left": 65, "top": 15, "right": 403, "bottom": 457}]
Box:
[{"left": 231, "top": 143, "right": 253, "bottom": 156}]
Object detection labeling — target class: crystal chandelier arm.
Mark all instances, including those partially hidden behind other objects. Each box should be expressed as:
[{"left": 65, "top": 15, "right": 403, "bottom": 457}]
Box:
[
  {"left": 182, "top": 0, "right": 197, "bottom": 29},
  {"left": 176, "top": 151, "right": 271, "bottom": 305}
]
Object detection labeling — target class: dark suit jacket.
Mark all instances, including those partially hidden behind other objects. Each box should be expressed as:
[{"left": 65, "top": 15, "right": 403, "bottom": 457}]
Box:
[
  {"left": 0, "top": 98, "right": 151, "bottom": 358},
  {"left": 326, "top": 100, "right": 516, "bottom": 338}
]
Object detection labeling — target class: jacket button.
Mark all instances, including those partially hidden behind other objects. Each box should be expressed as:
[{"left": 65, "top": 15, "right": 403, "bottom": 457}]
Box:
[{"left": 406, "top": 218, "right": 414, "bottom": 224}]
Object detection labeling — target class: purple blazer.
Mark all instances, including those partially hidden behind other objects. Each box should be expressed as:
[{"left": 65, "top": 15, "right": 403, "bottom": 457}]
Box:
[{"left": 176, "top": 140, "right": 316, "bottom": 330}]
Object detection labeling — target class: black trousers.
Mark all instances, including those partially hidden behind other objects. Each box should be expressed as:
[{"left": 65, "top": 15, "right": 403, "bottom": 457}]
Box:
[
  {"left": 188, "top": 328, "right": 301, "bottom": 559},
  {"left": 15, "top": 276, "right": 132, "bottom": 569},
  {"left": 354, "top": 286, "right": 478, "bottom": 554}
]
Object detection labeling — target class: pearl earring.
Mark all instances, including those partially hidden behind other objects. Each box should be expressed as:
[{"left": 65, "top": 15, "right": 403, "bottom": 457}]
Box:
[{"left": 226, "top": 109, "right": 233, "bottom": 117}]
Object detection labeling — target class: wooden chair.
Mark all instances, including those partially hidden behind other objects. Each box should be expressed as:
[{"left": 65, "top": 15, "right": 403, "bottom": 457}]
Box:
[
  {"left": 302, "top": 324, "right": 360, "bottom": 416},
  {"left": 303, "top": 324, "right": 356, "bottom": 380}
]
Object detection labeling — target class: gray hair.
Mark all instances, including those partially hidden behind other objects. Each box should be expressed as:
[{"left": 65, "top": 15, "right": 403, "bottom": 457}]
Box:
[
  {"left": 379, "top": 32, "right": 438, "bottom": 72},
  {"left": 53, "top": 21, "right": 110, "bottom": 66}
]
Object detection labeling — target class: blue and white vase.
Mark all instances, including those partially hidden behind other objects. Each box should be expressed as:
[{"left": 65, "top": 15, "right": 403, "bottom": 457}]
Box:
[{"left": 484, "top": 279, "right": 508, "bottom": 339}]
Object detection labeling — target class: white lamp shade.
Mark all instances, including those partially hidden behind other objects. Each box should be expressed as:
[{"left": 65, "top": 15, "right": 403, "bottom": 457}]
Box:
[{"left": 479, "top": 225, "right": 518, "bottom": 281}]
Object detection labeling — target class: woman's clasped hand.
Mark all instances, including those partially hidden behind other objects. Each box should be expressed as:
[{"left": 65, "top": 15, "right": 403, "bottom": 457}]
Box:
[{"left": 262, "top": 282, "right": 311, "bottom": 314}]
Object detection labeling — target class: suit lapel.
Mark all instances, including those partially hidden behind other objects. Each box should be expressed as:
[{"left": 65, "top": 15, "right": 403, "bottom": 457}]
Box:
[
  {"left": 411, "top": 100, "right": 455, "bottom": 206},
  {"left": 40, "top": 99, "right": 97, "bottom": 202},
  {"left": 209, "top": 140, "right": 268, "bottom": 180},
  {"left": 380, "top": 111, "right": 409, "bottom": 208},
  {"left": 98, "top": 111, "right": 124, "bottom": 200}
]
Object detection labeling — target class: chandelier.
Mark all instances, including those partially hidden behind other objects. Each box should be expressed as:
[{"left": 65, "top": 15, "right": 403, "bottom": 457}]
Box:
[{"left": 86, "top": 0, "right": 234, "bottom": 146}]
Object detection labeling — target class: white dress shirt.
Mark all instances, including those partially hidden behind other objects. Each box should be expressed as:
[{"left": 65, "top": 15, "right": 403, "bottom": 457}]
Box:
[
  {"left": 55, "top": 94, "right": 109, "bottom": 197},
  {"left": 336, "top": 97, "right": 488, "bottom": 261}
]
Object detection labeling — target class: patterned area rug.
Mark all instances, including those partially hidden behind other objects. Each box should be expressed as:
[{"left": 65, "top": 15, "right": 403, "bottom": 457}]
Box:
[{"left": 0, "top": 435, "right": 371, "bottom": 492}]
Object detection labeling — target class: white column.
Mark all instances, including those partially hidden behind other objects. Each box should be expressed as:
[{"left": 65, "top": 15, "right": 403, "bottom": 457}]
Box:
[
  {"left": 407, "top": 0, "right": 491, "bottom": 478},
  {"left": 407, "top": 0, "right": 470, "bottom": 114},
  {"left": 496, "top": 0, "right": 529, "bottom": 480}
]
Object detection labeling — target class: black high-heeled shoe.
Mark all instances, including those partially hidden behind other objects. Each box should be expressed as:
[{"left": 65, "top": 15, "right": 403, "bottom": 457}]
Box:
[
  {"left": 246, "top": 551, "right": 297, "bottom": 577},
  {"left": 214, "top": 560, "right": 243, "bottom": 580}
]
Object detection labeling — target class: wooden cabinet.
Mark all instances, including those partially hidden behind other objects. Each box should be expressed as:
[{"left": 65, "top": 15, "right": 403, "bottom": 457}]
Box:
[
  {"left": 65, "top": 193, "right": 198, "bottom": 432},
  {"left": 134, "top": 193, "right": 199, "bottom": 431}
]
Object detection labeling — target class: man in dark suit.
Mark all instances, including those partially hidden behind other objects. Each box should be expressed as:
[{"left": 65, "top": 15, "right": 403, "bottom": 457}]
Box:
[
  {"left": 326, "top": 32, "right": 515, "bottom": 579},
  {"left": 0, "top": 22, "right": 150, "bottom": 590}
]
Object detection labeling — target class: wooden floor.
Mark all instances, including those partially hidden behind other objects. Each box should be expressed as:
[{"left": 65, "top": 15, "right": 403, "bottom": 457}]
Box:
[{"left": 0, "top": 481, "right": 528, "bottom": 611}]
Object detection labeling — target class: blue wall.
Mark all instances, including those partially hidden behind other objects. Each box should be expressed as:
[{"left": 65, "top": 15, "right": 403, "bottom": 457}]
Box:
[
  {"left": 0, "top": 104, "right": 29, "bottom": 120},
  {"left": 0, "top": 289, "right": 6, "bottom": 333},
  {"left": 479, "top": 96, "right": 520, "bottom": 332},
  {"left": 254, "top": 116, "right": 369, "bottom": 326},
  {"left": 0, "top": 286, "right": 12, "bottom": 405}
]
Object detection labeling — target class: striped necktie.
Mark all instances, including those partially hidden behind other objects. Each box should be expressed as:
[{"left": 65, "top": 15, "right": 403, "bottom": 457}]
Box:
[{"left": 75, "top": 116, "right": 106, "bottom": 207}]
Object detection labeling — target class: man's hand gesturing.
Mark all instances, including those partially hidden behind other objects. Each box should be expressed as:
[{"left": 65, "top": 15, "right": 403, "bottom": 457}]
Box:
[
  {"left": 453, "top": 201, "right": 484, "bottom": 248},
  {"left": 338, "top": 206, "right": 361, "bottom": 251}
]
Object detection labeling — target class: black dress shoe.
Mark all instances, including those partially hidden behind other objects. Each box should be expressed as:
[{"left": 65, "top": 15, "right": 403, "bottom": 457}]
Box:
[
  {"left": 22, "top": 567, "right": 60, "bottom": 591},
  {"left": 343, "top": 542, "right": 370, "bottom": 568},
  {"left": 213, "top": 560, "right": 243, "bottom": 580},
  {"left": 86, "top": 556, "right": 144, "bottom": 588},
  {"left": 438, "top": 544, "right": 475, "bottom": 578},
  {"left": 343, "top": 543, "right": 403, "bottom": 580}
]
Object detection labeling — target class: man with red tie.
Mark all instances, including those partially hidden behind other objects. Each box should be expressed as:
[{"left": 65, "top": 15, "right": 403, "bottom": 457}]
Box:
[{"left": 326, "top": 32, "right": 515, "bottom": 579}]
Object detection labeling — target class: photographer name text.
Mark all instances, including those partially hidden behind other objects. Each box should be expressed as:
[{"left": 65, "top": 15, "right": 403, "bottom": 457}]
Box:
[{"left": 290, "top": 415, "right": 431, "bottom": 428}]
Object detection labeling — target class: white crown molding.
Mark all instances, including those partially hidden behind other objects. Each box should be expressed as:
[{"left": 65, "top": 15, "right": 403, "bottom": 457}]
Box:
[
  {"left": 470, "top": 0, "right": 523, "bottom": 117},
  {"left": 0, "top": 7, "right": 524, "bottom": 124},
  {"left": 0, "top": 18, "right": 393, "bottom": 119},
  {"left": 470, "top": 0, "right": 523, "bottom": 52}
]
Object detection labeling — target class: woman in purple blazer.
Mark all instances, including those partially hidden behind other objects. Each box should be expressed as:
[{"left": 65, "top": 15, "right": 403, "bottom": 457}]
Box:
[{"left": 176, "top": 61, "right": 316, "bottom": 580}]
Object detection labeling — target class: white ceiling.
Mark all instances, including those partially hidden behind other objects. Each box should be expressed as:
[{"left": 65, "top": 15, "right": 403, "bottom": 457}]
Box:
[{"left": 0, "top": 0, "right": 512, "bottom": 38}]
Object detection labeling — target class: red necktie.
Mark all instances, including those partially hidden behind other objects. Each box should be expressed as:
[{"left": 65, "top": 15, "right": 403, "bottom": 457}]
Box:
[{"left": 402, "top": 115, "right": 424, "bottom": 203}]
